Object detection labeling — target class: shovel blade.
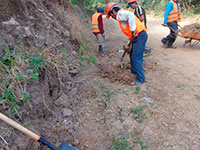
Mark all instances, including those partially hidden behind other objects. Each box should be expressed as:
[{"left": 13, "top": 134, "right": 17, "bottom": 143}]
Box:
[{"left": 59, "top": 141, "right": 79, "bottom": 150}]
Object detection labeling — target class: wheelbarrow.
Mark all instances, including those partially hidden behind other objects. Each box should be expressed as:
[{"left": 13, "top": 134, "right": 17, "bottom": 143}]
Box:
[
  {"left": 177, "top": 26, "right": 200, "bottom": 47},
  {"left": 0, "top": 112, "right": 79, "bottom": 150},
  {"left": 163, "top": 23, "right": 200, "bottom": 47}
]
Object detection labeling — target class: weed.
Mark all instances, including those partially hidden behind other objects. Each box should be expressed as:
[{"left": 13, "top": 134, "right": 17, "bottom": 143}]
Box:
[
  {"left": 98, "top": 83, "right": 114, "bottom": 109},
  {"left": 112, "top": 135, "right": 130, "bottom": 150},
  {"left": 130, "top": 105, "right": 146, "bottom": 123},
  {"left": 99, "top": 83, "right": 114, "bottom": 100},
  {"left": 22, "top": 121, "right": 32, "bottom": 126},
  {"left": 61, "top": 48, "right": 68, "bottom": 59},
  {"left": 0, "top": 45, "right": 45, "bottom": 116},
  {"left": 134, "top": 140, "right": 149, "bottom": 150},
  {"left": 194, "top": 94, "right": 200, "bottom": 101},
  {"left": 135, "top": 86, "right": 141, "bottom": 94},
  {"left": 80, "top": 55, "right": 96, "bottom": 64},
  {"left": 177, "top": 85, "right": 184, "bottom": 90},
  {"left": 52, "top": 139, "right": 57, "bottom": 145}
]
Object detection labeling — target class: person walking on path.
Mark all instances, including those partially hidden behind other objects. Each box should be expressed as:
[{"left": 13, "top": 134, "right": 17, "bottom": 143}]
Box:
[
  {"left": 106, "top": 3, "right": 147, "bottom": 85},
  {"left": 126, "top": 0, "right": 151, "bottom": 57},
  {"left": 161, "top": 0, "right": 181, "bottom": 48},
  {"left": 91, "top": 8, "right": 105, "bottom": 56}
]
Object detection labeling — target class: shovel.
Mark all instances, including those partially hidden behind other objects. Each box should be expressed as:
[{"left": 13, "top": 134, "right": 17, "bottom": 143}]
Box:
[
  {"left": 119, "top": 41, "right": 132, "bottom": 69},
  {"left": 0, "top": 112, "right": 79, "bottom": 150}
]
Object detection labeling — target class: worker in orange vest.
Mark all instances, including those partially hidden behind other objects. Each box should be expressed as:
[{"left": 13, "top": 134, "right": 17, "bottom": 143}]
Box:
[
  {"left": 106, "top": 3, "right": 147, "bottom": 85},
  {"left": 161, "top": 0, "right": 181, "bottom": 48},
  {"left": 91, "top": 8, "right": 105, "bottom": 56},
  {"left": 126, "top": 0, "right": 151, "bottom": 57}
]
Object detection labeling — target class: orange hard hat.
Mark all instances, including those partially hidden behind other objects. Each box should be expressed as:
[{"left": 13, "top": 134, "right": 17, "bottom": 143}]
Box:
[
  {"left": 127, "top": 0, "right": 137, "bottom": 5},
  {"left": 105, "top": 3, "right": 117, "bottom": 18}
]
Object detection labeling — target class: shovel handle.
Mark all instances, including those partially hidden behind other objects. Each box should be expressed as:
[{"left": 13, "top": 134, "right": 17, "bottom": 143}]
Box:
[
  {"left": 0, "top": 112, "right": 39, "bottom": 140},
  {"left": 0, "top": 112, "right": 58, "bottom": 150},
  {"left": 120, "top": 40, "right": 132, "bottom": 61}
]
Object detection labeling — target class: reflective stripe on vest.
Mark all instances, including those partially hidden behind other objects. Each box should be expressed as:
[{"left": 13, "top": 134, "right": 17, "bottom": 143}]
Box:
[
  {"left": 118, "top": 14, "right": 146, "bottom": 40},
  {"left": 167, "top": 1, "right": 181, "bottom": 23},
  {"left": 91, "top": 13, "right": 101, "bottom": 33}
]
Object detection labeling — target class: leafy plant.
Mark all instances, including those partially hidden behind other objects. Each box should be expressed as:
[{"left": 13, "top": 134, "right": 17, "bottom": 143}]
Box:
[
  {"left": 112, "top": 135, "right": 130, "bottom": 150},
  {"left": 135, "top": 86, "right": 141, "bottom": 94},
  {"left": 71, "top": 0, "right": 78, "bottom": 4},
  {"left": 135, "top": 140, "right": 149, "bottom": 150},
  {"left": 130, "top": 105, "right": 146, "bottom": 123},
  {"left": 80, "top": 55, "right": 96, "bottom": 64},
  {"left": 98, "top": 83, "right": 114, "bottom": 109},
  {"left": 21, "top": 53, "right": 45, "bottom": 82},
  {"left": 194, "top": 94, "right": 200, "bottom": 101},
  {"left": 177, "top": 85, "right": 184, "bottom": 90}
]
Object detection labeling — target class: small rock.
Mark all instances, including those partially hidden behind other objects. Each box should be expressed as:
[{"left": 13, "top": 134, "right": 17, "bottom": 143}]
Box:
[
  {"left": 72, "top": 51, "right": 76, "bottom": 55},
  {"left": 2, "top": 17, "right": 19, "bottom": 26},
  {"left": 63, "top": 108, "right": 73, "bottom": 117},
  {"left": 24, "top": 27, "right": 32, "bottom": 37},
  {"left": 62, "top": 30, "right": 70, "bottom": 37},
  {"left": 162, "top": 121, "right": 169, "bottom": 127},
  {"left": 163, "top": 141, "right": 169, "bottom": 147},
  {"left": 73, "top": 139, "right": 80, "bottom": 146}
]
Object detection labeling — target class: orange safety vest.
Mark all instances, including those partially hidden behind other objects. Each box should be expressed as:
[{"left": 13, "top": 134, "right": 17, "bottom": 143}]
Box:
[
  {"left": 118, "top": 12, "right": 146, "bottom": 40},
  {"left": 91, "top": 13, "right": 101, "bottom": 33},
  {"left": 167, "top": 1, "right": 181, "bottom": 23}
]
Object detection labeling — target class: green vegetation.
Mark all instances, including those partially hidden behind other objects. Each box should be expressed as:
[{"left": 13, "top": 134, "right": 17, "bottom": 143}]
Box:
[
  {"left": 98, "top": 83, "right": 114, "bottom": 109},
  {"left": 135, "top": 86, "right": 141, "bottom": 94},
  {"left": 0, "top": 46, "right": 44, "bottom": 116},
  {"left": 130, "top": 105, "right": 146, "bottom": 123},
  {"left": 177, "top": 85, "right": 184, "bottom": 90},
  {"left": 78, "top": 0, "right": 200, "bottom": 16},
  {"left": 194, "top": 94, "right": 200, "bottom": 101},
  {"left": 0, "top": 44, "right": 73, "bottom": 117},
  {"left": 134, "top": 140, "right": 149, "bottom": 150},
  {"left": 79, "top": 0, "right": 107, "bottom": 13},
  {"left": 80, "top": 55, "right": 96, "bottom": 64},
  {"left": 71, "top": 0, "right": 78, "bottom": 4},
  {"left": 111, "top": 135, "right": 130, "bottom": 150}
]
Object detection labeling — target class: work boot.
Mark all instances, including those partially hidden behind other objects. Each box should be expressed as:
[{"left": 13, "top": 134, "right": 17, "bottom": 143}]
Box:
[
  {"left": 161, "top": 38, "right": 167, "bottom": 47},
  {"left": 98, "top": 45, "right": 104, "bottom": 56}
]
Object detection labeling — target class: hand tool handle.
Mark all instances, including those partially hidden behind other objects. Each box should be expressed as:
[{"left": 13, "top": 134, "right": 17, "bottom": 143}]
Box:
[
  {"left": 0, "top": 112, "right": 58, "bottom": 150},
  {"left": 121, "top": 40, "right": 132, "bottom": 61},
  {"left": 0, "top": 112, "right": 39, "bottom": 140}
]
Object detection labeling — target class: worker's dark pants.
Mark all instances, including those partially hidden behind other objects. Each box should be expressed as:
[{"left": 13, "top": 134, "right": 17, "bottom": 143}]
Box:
[
  {"left": 130, "top": 31, "right": 147, "bottom": 83},
  {"left": 162, "top": 21, "right": 178, "bottom": 46}
]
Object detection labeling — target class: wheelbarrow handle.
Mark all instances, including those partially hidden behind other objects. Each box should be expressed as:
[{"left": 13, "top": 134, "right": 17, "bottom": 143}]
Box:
[{"left": 0, "top": 112, "right": 58, "bottom": 150}]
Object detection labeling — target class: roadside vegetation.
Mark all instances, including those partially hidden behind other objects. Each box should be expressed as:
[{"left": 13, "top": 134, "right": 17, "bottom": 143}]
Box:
[{"left": 75, "top": 0, "right": 200, "bottom": 17}]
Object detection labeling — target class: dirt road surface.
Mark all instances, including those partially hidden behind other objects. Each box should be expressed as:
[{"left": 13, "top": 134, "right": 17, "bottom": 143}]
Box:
[{"left": 74, "top": 17, "right": 200, "bottom": 150}]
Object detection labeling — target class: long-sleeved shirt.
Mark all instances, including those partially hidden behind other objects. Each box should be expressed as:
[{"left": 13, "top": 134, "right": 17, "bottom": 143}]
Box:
[
  {"left": 117, "top": 10, "right": 136, "bottom": 32},
  {"left": 164, "top": 1, "right": 180, "bottom": 24}
]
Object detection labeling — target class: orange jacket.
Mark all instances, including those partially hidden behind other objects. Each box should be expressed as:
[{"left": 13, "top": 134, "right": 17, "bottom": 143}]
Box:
[
  {"left": 118, "top": 15, "right": 146, "bottom": 40},
  {"left": 167, "top": 1, "right": 181, "bottom": 23},
  {"left": 91, "top": 13, "right": 102, "bottom": 33}
]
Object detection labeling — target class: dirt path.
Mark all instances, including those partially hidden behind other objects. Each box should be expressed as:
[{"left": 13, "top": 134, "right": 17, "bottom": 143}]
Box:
[{"left": 74, "top": 17, "right": 200, "bottom": 150}]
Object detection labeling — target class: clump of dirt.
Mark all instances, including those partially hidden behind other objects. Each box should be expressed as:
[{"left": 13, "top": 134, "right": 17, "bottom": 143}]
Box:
[
  {"left": 181, "top": 23, "right": 200, "bottom": 39},
  {"left": 98, "top": 63, "right": 135, "bottom": 84}
]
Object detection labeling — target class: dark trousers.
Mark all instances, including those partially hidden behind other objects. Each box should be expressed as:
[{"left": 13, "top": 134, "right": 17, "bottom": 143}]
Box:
[
  {"left": 130, "top": 31, "right": 148, "bottom": 83},
  {"left": 162, "top": 21, "right": 178, "bottom": 46}
]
